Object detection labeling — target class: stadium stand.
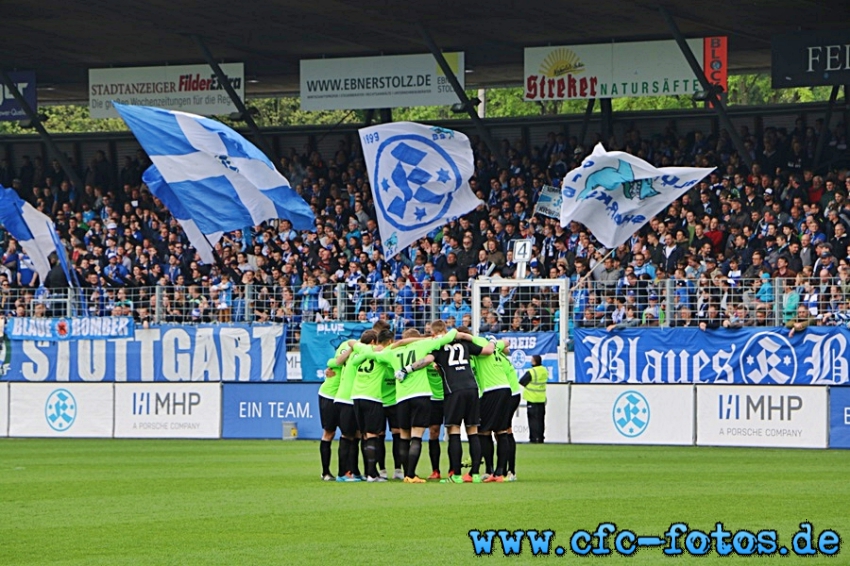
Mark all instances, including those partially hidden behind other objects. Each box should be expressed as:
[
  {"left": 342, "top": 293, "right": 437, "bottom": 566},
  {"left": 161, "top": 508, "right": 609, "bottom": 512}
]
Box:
[{"left": 1, "top": 117, "right": 849, "bottom": 349}]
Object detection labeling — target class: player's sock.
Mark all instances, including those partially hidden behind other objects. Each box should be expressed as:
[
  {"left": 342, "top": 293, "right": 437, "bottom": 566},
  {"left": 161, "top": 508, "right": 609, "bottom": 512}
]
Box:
[
  {"left": 468, "top": 433, "right": 482, "bottom": 475},
  {"left": 448, "top": 434, "right": 462, "bottom": 475},
  {"left": 479, "top": 433, "right": 494, "bottom": 474},
  {"left": 320, "top": 439, "right": 332, "bottom": 477},
  {"left": 363, "top": 438, "right": 378, "bottom": 479},
  {"left": 399, "top": 438, "right": 411, "bottom": 476},
  {"left": 406, "top": 437, "right": 423, "bottom": 478},
  {"left": 376, "top": 435, "right": 386, "bottom": 471},
  {"left": 351, "top": 438, "right": 362, "bottom": 477},
  {"left": 392, "top": 433, "right": 403, "bottom": 471},
  {"left": 494, "top": 433, "right": 509, "bottom": 477},
  {"left": 507, "top": 433, "right": 517, "bottom": 474},
  {"left": 429, "top": 439, "right": 441, "bottom": 472},
  {"left": 337, "top": 438, "right": 351, "bottom": 477}
]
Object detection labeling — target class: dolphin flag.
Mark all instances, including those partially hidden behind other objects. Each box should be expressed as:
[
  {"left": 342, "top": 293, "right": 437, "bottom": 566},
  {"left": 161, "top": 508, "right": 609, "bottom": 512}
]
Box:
[
  {"left": 560, "top": 143, "right": 714, "bottom": 249},
  {"left": 359, "top": 122, "right": 481, "bottom": 257},
  {"left": 113, "top": 103, "right": 316, "bottom": 250},
  {"left": 0, "top": 186, "right": 62, "bottom": 284}
]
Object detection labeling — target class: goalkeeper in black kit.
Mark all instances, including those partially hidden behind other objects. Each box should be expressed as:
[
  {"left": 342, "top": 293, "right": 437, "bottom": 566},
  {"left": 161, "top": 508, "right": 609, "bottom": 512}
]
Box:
[{"left": 409, "top": 319, "right": 495, "bottom": 483}]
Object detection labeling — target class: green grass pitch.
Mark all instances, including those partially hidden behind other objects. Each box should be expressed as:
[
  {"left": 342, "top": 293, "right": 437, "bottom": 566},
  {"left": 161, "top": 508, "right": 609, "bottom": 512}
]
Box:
[{"left": 1, "top": 439, "right": 848, "bottom": 565}]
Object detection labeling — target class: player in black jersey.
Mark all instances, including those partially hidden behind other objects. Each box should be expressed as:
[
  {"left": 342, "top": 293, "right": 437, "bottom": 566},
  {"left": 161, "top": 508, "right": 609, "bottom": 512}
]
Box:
[{"left": 407, "top": 319, "right": 495, "bottom": 483}]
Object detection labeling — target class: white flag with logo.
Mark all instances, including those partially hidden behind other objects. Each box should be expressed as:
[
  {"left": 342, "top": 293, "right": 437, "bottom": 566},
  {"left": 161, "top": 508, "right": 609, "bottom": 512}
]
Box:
[
  {"left": 560, "top": 143, "right": 714, "bottom": 249},
  {"left": 359, "top": 122, "right": 480, "bottom": 257}
]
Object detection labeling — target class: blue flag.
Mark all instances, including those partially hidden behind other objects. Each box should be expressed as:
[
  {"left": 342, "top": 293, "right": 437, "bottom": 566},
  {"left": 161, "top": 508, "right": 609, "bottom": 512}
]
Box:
[
  {"left": 0, "top": 186, "right": 61, "bottom": 283},
  {"left": 142, "top": 166, "right": 220, "bottom": 265},
  {"left": 113, "top": 103, "right": 316, "bottom": 234},
  {"left": 358, "top": 122, "right": 481, "bottom": 258}
]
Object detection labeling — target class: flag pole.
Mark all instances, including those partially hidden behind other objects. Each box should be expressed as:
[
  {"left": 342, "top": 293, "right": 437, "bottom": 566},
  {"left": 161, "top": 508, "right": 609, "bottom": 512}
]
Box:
[{"left": 574, "top": 246, "right": 616, "bottom": 290}]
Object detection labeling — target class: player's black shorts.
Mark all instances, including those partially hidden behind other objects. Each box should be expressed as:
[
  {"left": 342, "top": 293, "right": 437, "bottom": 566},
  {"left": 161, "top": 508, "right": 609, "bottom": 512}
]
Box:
[
  {"left": 508, "top": 393, "right": 521, "bottom": 419},
  {"left": 396, "top": 396, "right": 431, "bottom": 429},
  {"left": 429, "top": 399, "right": 444, "bottom": 427},
  {"left": 480, "top": 388, "right": 512, "bottom": 432},
  {"left": 336, "top": 402, "right": 359, "bottom": 437},
  {"left": 354, "top": 399, "right": 385, "bottom": 435},
  {"left": 443, "top": 388, "right": 481, "bottom": 428},
  {"left": 319, "top": 396, "right": 339, "bottom": 432},
  {"left": 384, "top": 404, "right": 399, "bottom": 430}
]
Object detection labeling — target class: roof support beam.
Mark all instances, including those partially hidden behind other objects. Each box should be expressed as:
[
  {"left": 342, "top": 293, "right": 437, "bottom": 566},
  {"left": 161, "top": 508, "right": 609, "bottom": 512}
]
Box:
[
  {"left": 192, "top": 35, "right": 281, "bottom": 172},
  {"left": 415, "top": 22, "right": 509, "bottom": 169},
  {"left": 814, "top": 85, "right": 840, "bottom": 173},
  {"left": 0, "top": 69, "right": 85, "bottom": 191},
  {"left": 659, "top": 6, "right": 754, "bottom": 170}
]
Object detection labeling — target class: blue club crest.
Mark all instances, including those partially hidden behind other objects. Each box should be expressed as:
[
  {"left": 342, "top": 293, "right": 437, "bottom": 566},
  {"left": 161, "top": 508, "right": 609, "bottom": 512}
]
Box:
[
  {"left": 577, "top": 160, "right": 660, "bottom": 201},
  {"left": 373, "top": 134, "right": 463, "bottom": 231}
]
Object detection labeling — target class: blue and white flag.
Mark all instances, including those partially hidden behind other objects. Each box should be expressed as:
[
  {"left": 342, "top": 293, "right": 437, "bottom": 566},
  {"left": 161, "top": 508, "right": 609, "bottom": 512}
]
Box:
[
  {"left": 359, "top": 122, "right": 480, "bottom": 257},
  {"left": 142, "top": 166, "right": 220, "bottom": 264},
  {"left": 113, "top": 103, "right": 316, "bottom": 237},
  {"left": 560, "top": 143, "right": 714, "bottom": 249},
  {"left": 0, "top": 186, "right": 60, "bottom": 283}
]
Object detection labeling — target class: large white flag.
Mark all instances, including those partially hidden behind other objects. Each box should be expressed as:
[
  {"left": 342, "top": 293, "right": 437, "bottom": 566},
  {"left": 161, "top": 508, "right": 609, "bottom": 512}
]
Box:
[
  {"left": 560, "top": 143, "right": 714, "bottom": 249},
  {"left": 359, "top": 122, "right": 480, "bottom": 257}
]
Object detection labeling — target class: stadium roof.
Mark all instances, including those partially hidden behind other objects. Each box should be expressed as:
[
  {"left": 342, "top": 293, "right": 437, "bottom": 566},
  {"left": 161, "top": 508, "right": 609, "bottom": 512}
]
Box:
[{"left": 3, "top": 0, "right": 849, "bottom": 104}]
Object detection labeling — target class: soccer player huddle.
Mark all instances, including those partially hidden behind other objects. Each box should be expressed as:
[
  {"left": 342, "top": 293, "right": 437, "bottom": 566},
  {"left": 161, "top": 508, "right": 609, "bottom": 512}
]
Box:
[{"left": 317, "top": 320, "right": 521, "bottom": 483}]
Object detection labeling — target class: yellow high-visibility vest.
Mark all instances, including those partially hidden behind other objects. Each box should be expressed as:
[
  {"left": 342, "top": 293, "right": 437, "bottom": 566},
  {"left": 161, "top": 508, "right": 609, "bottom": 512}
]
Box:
[{"left": 523, "top": 365, "right": 548, "bottom": 403}]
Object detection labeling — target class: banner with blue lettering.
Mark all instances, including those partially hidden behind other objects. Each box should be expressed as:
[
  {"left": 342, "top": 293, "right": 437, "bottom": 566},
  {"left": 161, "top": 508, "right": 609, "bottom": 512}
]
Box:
[
  {"left": 299, "top": 322, "right": 371, "bottom": 382},
  {"left": 222, "top": 383, "right": 322, "bottom": 439},
  {"left": 0, "top": 324, "right": 286, "bottom": 382},
  {"left": 574, "top": 327, "right": 850, "bottom": 385},
  {"left": 5, "top": 317, "right": 135, "bottom": 341},
  {"left": 501, "top": 332, "right": 560, "bottom": 382},
  {"left": 830, "top": 387, "right": 850, "bottom": 449}
]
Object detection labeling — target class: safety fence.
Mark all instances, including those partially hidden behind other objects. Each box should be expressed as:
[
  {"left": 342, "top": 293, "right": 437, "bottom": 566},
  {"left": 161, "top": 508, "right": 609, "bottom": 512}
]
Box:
[{"left": 2, "top": 382, "right": 849, "bottom": 450}]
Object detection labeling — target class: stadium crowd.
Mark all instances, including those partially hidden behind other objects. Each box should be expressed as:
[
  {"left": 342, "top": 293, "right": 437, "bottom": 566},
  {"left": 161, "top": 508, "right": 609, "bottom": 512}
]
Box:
[{"left": 0, "top": 115, "right": 849, "bottom": 343}]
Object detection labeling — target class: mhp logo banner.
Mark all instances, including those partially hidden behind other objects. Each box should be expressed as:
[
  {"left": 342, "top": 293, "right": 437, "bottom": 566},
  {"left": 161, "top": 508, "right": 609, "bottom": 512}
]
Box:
[
  {"left": 574, "top": 326, "right": 850, "bottom": 385},
  {"left": 300, "top": 322, "right": 371, "bottom": 382},
  {"left": 830, "top": 387, "right": 850, "bottom": 449},
  {"left": 2, "top": 324, "right": 286, "bottom": 382},
  {"left": 500, "top": 332, "right": 560, "bottom": 382},
  {"left": 222, "top": 383, "right": 321, "bottom": 439}
]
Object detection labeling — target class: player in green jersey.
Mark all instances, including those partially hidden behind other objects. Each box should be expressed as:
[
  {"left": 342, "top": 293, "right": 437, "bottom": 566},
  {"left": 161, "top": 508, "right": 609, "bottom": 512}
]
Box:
[
  {"left": 332, "top": 330, "right": 377, "bottom": 482},
  {"left": 469, "top": 332, "right": 513, "bottom": 483},
  {"left": 350, "top": 328, "right": 395, "bottom": 482},
  {"left": 426, "top": 362, "right": 445, "bottom": 480},
  {"left": 359, "top": 327, "right": 458, "bottom": 483},
  {"left": 318, "top": 342, "right": 344, "bottom": 481},
  {"left": 499, "top": 342, "right": 521, "bottom": 482}
]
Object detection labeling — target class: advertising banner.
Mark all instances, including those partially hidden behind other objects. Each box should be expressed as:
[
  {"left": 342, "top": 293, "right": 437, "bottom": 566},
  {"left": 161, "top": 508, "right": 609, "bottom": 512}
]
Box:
[
  {"left": 0, "top": 70, "right": 37, "bottom": 122},
  {"left": 510, "top": 384, "right": 570, "bottom": 443},
  {"left": 533, "top": 185, "right": 562, "bottom": 219},
  {"left": 0, "top": 383, "right": 7, "bottom": 437},
  {"left": 114, "top": 383, "right": 221, "bottom": 439},
  {"left": 772, "top": 30, "right": 850, "bottom": 88},
  {"left": 574, "top": 326, "right": 850, "bottom": 385},
  {"left": 524, "top": 38, "right": 726, "bottom": 101},
  {"left": 829, "top": 387, "right": 850, "bottom": 449},
  {"left": 5, "top": 317, "right": 134, "bottom": 341},
  {"left": 299, "top": 322, "right": 371, "bottom": 383},
  {"left": 570, "top": 384, "right": 694, "bottom": 445},
  {"left": 9, "top": 383, "right": 113, "bottom": 437},
  {"left": 89, "top": 63, "right": 244, "bottom": 118},
  {"left": 286, "top": 351, "right": 302, "bottom": 381},
  {"left": 221, "top": 383, "right": 321, "bottom": 439},
  {"left": 300, "top": 52, "right": 464, "bottom": 111},
  {"left": 502, "top": 332, "right": 560, "bottom": 382},
  {"left": 696, "top": 385, "right": 828, "bottom": 448},
  {"left": 2, "top": 324, "right": 286, "bottom": 382}
]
